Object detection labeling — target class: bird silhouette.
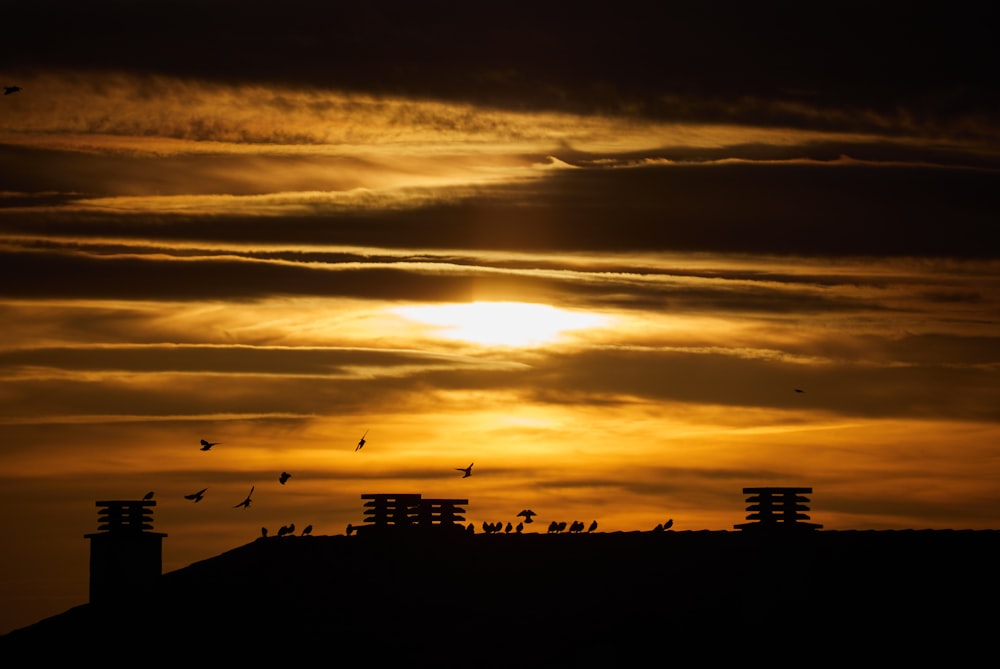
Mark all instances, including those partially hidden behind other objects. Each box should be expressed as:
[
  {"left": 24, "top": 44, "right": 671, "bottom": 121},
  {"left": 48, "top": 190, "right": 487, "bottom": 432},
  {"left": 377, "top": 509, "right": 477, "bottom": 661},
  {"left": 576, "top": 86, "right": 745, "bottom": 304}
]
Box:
[
  {"left": 505, "top": 522, "right": 513, "bottom": 534},
  {"left": 200, "top": 439, "right": 220, "bottom": 451},
  {"left": 355, "top": 429, "right": 368, "bottom": 452},
  {"left": 142, "top": 491, "right": 154, "bottom": 501},
  {"left": 233, "top": 485, "right": 254, "bottom": 509},
  {"left": 184, "top": 488, "right": 208, "bottom": 503},
  {"left": 3, "top": 86, "right": 21, "bottom": 95},
  {"left": 663, "top": 518, "right": 673, "bottom": 530},
  {"left": 794, "top": 388, "right": 805, "bottom": 393},
  {"left": 456, "top": 463, "right": 473, "bottom": 478},
  {"left": 279, "top": 472, "right": 291, "bottom": 485},
  {"left": 516, "top": 509, "right": 536, "bottom": 523},
  {"left": 261, "top": 527, "right": 268, "bottom": 538},
  {"left": 588, "top": 520, "right": 598, "bottom": 533},
  {"left": 516, "top": 522, "right": 523, "bottom": 533},
  {"left": 302, "top": 524, "right": 313, "bottom": 536},
  {"left": 346, "top": 523, "right": 354, "bottom": 536}
]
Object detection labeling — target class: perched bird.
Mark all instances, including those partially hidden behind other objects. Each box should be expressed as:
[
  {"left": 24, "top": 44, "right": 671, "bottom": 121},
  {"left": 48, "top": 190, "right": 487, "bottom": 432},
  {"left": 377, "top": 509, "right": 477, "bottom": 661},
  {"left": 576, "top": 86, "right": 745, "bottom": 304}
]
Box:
[
  {"left": 516, "top": 509, "right": 536, "bottom": 523},
  {"left": 200, "top": 439, "right": 220, "bottom": 451},
  {"left": 279, "top": 471, "right": 291, "bottom": 485},
  {"left": 515, "top": 522, "right": 523, "bottom": 533},
  {"left": 142, "top": 491, "right": 154, "bottom": 501},
  {"left": 184, "top": 488, "right": 208, "bottom": 503},
  {"left": 456, "top": 463, "right": 473, "bottom": 478},
  {"left": 302, "top": 524, "right": 313, "bottom": 536},
  {"left": 233, "top": 485, "right": 254, "bottom": 509},
  {"left": 588, "top": 520, "right": 598, "bottom": 533},
  {"left": 3, "top": 86, "right": 21, "bottom": 95},
  {"left": 355, "top": 429, "right": 368, "bottom": 452},
  {"left": 663, "top": 518, "right": 673, "bottom": 530},
  {"left": 653, "top": 523, "right": 664, "bottom": 532},
  {"left": 346, "top": 523, "right": 354, "bottom": 536},
  {"left": 261, "top": 527, "right": 268, "bottom": 538},
  {"left": 505, "top": 522, "right": 513, "bottom": 534}
]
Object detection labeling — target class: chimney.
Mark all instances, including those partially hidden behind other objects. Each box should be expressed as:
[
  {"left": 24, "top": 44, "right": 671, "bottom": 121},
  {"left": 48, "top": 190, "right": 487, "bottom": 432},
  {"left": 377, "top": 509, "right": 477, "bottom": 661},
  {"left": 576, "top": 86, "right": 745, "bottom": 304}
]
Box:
[{"left": 84, "top": 500, "right": 167, "bottom": 605}]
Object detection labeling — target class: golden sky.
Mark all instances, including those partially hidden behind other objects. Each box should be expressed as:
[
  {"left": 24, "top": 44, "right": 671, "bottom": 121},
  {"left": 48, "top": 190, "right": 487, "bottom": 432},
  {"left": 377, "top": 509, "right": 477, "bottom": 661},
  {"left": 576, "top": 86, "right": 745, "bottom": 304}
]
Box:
[{"left": 1, "top": 2, "right": 998, "bottom": 635}]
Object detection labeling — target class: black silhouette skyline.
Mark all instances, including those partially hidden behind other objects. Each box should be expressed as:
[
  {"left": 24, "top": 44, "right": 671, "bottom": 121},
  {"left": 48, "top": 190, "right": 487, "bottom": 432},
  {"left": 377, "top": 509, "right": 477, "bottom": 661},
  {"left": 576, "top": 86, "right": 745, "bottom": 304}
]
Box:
[{"left": 4, "top": 487, "right": 998, "bottom": 666}]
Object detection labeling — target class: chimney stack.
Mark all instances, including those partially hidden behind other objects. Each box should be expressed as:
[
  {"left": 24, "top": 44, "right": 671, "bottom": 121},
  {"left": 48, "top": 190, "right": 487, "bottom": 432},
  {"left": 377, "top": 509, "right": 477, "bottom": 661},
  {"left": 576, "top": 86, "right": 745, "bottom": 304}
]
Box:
[{"left": 84, "top": 500, "right": 167, "bottom": 605}]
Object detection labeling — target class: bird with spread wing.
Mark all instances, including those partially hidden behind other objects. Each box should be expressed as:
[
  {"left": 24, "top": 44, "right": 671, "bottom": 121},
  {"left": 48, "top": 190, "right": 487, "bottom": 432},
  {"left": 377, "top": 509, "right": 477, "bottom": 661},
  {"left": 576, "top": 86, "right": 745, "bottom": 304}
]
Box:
[{"left": 233, "top": 485, "right": 254, "bottom": 509}]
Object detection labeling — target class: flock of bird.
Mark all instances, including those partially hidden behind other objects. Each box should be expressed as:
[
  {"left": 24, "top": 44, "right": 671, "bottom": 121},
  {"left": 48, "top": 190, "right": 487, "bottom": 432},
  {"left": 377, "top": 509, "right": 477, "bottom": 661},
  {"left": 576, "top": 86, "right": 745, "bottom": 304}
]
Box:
[
  {"left": 133, "top": 430, "right": 485, "bottom": 538},
  {"left": 135, "top": 432, "right": 677, "bottom": 538}
]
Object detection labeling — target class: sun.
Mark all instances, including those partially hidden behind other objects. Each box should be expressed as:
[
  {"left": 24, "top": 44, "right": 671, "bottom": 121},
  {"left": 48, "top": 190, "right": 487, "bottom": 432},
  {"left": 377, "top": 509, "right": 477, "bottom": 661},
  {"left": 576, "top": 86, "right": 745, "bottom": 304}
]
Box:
[{"left": 392, "top": 301, "right": 607, "bottom": 347}]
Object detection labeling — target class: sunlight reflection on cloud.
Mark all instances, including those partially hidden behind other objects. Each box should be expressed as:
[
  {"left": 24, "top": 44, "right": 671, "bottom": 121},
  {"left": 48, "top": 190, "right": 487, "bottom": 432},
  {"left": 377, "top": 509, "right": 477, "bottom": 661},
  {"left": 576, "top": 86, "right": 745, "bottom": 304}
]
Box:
[{"left": 391, "top": 301, "right": 609, "bottom": 347}]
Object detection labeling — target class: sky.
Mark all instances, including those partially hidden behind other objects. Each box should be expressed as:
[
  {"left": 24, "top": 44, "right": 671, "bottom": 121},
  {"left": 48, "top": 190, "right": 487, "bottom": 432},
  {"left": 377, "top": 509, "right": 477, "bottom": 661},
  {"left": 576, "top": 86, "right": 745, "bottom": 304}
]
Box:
[{"left": 1, "top": 1, "right": 998, "bottom": 634}]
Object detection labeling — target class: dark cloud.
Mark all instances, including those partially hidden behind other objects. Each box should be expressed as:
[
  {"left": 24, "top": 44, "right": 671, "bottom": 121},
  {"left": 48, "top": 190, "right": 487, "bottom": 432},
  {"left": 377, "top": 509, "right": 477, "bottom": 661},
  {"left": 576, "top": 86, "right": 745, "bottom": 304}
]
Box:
[
  {"left": 0, "top": 345, "right": 510, "bottom": 375},
  {"left": 516, "top": 348, "right": 1000, "bottom": 422},
  {"left": 3, "top": 159, "right": 997, "bottom": 258},
  {"left": 0, "top": 242, "right": 939, "bottom": 322},
  {"left": 4, "top": 1, "right": 997, "bottom": 135}
]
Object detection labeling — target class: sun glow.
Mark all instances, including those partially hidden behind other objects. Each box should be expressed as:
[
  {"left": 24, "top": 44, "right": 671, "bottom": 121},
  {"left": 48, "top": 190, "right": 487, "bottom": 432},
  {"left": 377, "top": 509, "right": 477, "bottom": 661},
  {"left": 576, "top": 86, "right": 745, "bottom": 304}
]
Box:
[{"left": 392, "top": 302, "right": 607, "bottom": 347}]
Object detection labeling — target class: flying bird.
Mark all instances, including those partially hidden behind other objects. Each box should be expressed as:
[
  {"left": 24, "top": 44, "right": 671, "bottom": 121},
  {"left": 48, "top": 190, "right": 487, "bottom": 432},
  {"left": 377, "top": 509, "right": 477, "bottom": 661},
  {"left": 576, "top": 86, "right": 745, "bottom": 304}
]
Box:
[
  {"left": 456, "top": 463, "right": 473, "bottom": 478},
  {"left": 516, "top": 509, "right": 536, "bottom": 523},
  {"left": 142, "top": 491, "right": 154, "bottom": 501},
  {"left": 200, "top": 439, "right": 220, "bottom": 451},
  {"left": 3, "top": 86, "right": 21, "bottom": 95},
  {"left": 794, "top": 388, "right": 805, "bottom": 393},
  {"left": 233, "top": 485, "right": 254, "bottom": 509},
  {"left": 279, "top": 471, "right": 291, "bottom": 485},
  {"left": 355, "top": 429, "right": 368, "bottom": 452},
  {"left": 184, "top": 488, "right": 208, "bottom": 503}
]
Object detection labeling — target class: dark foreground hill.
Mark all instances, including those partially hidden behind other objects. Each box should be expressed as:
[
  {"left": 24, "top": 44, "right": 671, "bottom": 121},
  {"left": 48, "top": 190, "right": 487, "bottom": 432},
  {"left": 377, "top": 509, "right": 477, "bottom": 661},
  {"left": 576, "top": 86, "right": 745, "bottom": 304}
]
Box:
[{"left": 3, "top": 529, "right": 998, "bottom": 663}]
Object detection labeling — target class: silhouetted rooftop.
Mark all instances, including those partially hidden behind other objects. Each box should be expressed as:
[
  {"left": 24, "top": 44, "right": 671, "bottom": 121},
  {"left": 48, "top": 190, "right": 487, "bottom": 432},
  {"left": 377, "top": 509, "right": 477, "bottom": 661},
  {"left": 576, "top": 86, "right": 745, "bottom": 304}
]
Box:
[{"left": 3, "top": 528, "right": 997, "bottom": 663}]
